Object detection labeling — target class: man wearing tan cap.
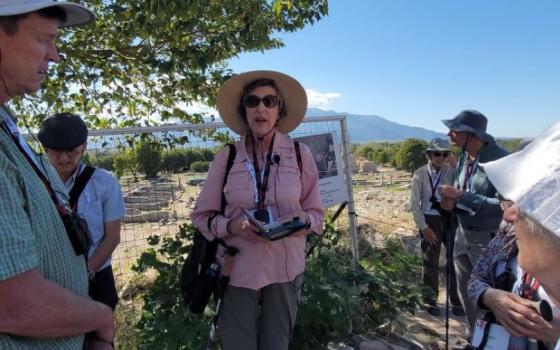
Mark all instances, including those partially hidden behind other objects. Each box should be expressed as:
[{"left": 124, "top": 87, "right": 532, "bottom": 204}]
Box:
[{"left": 0, "top": 2, "right": 114, "bottom": 349}]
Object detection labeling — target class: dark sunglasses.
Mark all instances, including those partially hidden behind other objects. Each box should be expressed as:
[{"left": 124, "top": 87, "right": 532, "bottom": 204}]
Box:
[
  {"left": 432, "top": 151, "right": 449, "bottom": 158},
  {"left": 245, "top": 95, "right": 279, "bottom": 108}
]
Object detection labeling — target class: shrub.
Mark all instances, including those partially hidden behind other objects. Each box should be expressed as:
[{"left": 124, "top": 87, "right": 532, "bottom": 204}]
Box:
[
  {"left": 184, "top": 149, "right": 206, "bottom": 168},
  {"left": 113, "top": 149, "right": 137, "bottom": 179},
  {"left": 190, "top": 161, "right": 210, "bottom": 173},
  {"left": 161, "top": 148, "right": 213, "bottom": 173},
  {"left": 374, "top": 149, "right": 390, "bottom": 165},
  {"left": 87, "top": 152, "right": 116, "bottom": 171},
  {"left": 131, "top": 219, "right": 422, "bottom": 349},
  {"left": 200, "top": 148, "right": 216, "bottom": 162},
  {"left": 132, "top": 224, "right": 217, "bottom": 349},
  {"left": 394, "top": 138, "right": 428, "bottom": 173},
  {"left": 135, "top": 140, "right": 163, "bottom": 178},
  {"left": 292, "top": 223, "right": 422, "bottom": 349},
  {"left": 161, "top": 149, "right": 188, "bottom": 173}
]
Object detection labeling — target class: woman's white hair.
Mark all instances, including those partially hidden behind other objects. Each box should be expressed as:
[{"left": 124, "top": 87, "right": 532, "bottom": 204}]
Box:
[{"left": 518, "top": 212, "right": 560, "bottom": 249}]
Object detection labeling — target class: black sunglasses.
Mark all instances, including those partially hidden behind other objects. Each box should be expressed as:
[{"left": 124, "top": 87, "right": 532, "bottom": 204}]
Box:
[
  {"left": 245, "top": 95, "right": 279, "bottom": 108},
  {"left": 432, "top": 151, "right": 449, "bottom": 158}
]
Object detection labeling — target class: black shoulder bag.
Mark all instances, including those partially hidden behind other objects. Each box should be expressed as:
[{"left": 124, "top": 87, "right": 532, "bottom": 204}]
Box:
[
  {"left": 67, "top": 165, "right": 96, "bottom": 259},
  {"left": 180, "top": 144, "right": 236, "bottom": 314}
]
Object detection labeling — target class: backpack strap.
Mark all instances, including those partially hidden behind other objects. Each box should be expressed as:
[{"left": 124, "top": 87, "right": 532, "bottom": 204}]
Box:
[
  {"left": 294, "top": 140, "right": 303, "bottom": 175},
  {"left": 206, "top": 144, "right": 236, "bottom": 251},
  {"left": 221, "top": 143, "right": 236, "bottom": 213},
  {"left": 69, "top": 165, "right": 96, "bottom": 211}
]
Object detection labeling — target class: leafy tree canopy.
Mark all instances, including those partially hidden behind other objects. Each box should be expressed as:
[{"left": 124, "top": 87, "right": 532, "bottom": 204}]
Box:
[
  {"left": 12, "top": 0, "right": 328, "bottom": 129},
  {"left": 395, "top": 138, "right": 428, "bottom": 173}
]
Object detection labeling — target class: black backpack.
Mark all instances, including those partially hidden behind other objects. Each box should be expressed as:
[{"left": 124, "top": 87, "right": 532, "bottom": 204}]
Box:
[{"left": 180, "top": 144, "right": 236, "bottom": 314}]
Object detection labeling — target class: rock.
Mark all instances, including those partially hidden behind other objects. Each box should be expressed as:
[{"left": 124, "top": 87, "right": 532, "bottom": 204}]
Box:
[
  {"left": 391, "top": 227, "right": 407, "bottom": 236},
  {"left": 119, "top": 268, "right": 158, "bottom": 300},
  {"left": 327, "top": 342, "right": 354, "bottom": 350},
  {"left": 359, "top": 340, "right": 391, "bottom": 350},
  {"left": 123, "top": 211, "right": 169, "bottom": 223}
]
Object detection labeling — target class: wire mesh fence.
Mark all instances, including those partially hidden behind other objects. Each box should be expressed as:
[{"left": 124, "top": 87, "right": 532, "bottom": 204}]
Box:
[{"left": 82, "top": 116, "right": 350, "bottom": 287}]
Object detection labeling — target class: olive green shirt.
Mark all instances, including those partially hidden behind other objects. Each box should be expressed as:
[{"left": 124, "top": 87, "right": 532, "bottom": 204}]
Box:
[{"left": 0, "top": 108, "right": 88, "bottom": 349}]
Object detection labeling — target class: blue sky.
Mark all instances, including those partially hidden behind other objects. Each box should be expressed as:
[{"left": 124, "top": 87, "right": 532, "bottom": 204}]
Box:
[{"left": 228, "top": 0, "right": 560, "bottom": 138}]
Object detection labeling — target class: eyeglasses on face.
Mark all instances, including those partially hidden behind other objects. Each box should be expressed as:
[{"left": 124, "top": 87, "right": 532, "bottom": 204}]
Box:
[
  {"left": 432, "top": 151, "right": 449, "bottom": 158},
  {"left": 245, "top": 94, "right": 279, "bottom": 109},
  {"left": 47, "top": 146, "right": 83, "bottom": 158}
]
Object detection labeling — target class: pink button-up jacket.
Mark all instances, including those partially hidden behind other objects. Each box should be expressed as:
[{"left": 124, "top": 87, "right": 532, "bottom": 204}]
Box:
[{"left": 190, "top": 130, "right": 324, "bottom": 290}]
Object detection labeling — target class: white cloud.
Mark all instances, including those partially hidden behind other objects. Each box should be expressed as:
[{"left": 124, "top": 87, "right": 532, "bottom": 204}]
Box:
[{"left": 306, "top": 89, "right": 342, "bottom": 109}]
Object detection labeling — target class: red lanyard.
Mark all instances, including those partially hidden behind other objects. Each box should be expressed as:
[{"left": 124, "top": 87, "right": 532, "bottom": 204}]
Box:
[{"left": 519, "top": 271, "right": 540, "bottom": 301}]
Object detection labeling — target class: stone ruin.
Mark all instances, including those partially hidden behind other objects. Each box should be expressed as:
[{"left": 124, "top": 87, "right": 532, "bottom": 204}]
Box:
[{"left": 122, "top": 177, "right": 180, "bottom": 223}]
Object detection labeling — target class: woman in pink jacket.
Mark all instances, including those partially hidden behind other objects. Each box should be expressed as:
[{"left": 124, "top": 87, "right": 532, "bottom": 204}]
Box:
[{"left": 190, "top": 70, "right": 324, "bottom": 350}]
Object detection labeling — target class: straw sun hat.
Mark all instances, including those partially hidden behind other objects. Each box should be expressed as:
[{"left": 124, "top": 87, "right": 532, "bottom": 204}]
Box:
[{"left": 216, "top": 70, "right": 308, "bottom": 135}]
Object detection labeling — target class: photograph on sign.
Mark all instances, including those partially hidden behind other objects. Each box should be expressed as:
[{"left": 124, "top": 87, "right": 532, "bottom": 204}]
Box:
[{"left": 294, "top": 132, "right": 348, "bottom": 208}]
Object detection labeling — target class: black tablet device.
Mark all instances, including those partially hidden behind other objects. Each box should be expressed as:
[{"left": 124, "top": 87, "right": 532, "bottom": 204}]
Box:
[{"left": 242, "top": 208, "right": 307, "bottom": 241}]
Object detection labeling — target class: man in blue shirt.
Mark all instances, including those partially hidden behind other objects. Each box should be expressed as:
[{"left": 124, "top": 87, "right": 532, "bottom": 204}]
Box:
[{"left": 38, "top": 113, "right": 126, "bottom": 311}]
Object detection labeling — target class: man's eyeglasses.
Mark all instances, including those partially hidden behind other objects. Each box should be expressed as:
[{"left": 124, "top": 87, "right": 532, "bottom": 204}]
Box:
[
  {"left": 245, "top": 95, "right": 279, "bottom": 109},
  {"left": 47, "top": 146, "right": 83, "bottom": 158},
  {"left": 432, "top": 151, "right": 449, "bottom": 158}
]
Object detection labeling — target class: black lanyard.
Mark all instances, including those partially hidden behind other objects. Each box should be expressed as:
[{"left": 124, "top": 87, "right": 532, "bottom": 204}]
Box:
[
  {"left": 427, "top": 167, "right": 442, "bottom": 198},
  {"left": 251, "top": 132, "right": 276, "bottom": 222}
]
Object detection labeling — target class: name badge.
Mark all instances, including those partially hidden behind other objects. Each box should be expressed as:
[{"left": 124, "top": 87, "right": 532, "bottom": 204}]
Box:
[{"left": 472, "top": 319, "right": 510, "bottom": 349}]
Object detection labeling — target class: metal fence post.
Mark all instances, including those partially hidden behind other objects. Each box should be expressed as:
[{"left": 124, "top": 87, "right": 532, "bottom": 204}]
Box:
[{"left": 339, "top": 116, "right": 359, "bottom": 266}]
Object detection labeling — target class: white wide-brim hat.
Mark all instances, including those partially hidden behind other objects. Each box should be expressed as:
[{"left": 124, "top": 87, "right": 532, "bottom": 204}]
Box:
[
  {"left": 216, "top": 70, "right": 307, "bottom": 135},
  {"left": 481, "top": 122, "right": 560, "bottom": 238},
  {"left": 0, "top": 0, "right": 95, "bottom": 27}
]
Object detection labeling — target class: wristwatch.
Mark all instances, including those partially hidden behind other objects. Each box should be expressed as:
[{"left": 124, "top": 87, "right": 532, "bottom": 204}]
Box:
[{"left": 87, "top": 270, "right": 96, "bottom": 281}]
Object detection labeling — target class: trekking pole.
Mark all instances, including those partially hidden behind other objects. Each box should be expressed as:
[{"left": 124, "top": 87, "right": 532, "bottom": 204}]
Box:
[
  {"left": 205, "top": 246, "right": 239, "bottom": 350},
  {"left": 306, "top": 201, "right": 348, "bottom": 258},
  {"left": 444, "top": 213, "right": 451, "bottom": 349}
]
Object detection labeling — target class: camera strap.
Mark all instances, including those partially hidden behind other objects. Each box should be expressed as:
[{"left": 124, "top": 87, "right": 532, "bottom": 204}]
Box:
[
  {"left": 69, "top": 165, "right": 96, "bottom": 211},
  {"left": 1, "top": 120, "right": 88, "bottom": 257}
]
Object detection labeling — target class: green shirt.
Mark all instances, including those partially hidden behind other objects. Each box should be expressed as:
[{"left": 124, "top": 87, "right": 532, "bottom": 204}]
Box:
[{"left": 0, "top": 108, "right": 88, "bottom": 349}]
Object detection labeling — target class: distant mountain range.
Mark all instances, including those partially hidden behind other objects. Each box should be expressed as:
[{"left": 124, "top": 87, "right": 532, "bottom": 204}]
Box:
[{"left": 306, "top": 108, "right": 447, "bottom": 143}]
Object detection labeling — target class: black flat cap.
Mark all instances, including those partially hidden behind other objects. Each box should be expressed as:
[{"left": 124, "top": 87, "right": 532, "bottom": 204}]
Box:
[{"left": 38, "top": 113, "right": 88, "bottom": 150}]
